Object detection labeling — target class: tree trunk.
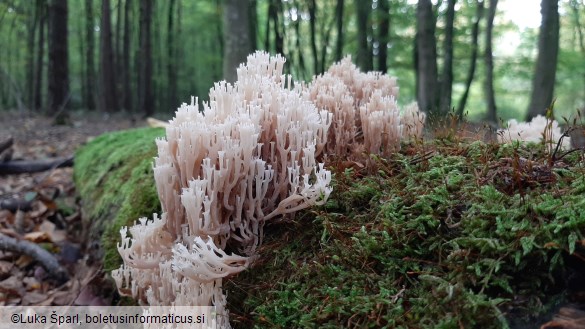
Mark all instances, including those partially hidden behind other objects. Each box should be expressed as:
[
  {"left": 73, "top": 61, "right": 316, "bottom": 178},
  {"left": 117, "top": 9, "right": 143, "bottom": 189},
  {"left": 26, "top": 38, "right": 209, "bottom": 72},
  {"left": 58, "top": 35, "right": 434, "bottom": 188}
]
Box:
[
  {"left": 377, "top": 0, "right": 390, "bottom": 73},
  {"left": 139, "top": 0, "right": 154, "bottom": 116},
  {"left": 122, "top": 0, "right": 132, "bottom": 112},
  {"left": 484, "top": 0, "right": 498, "bottom": 123},
  {"left": 355, "top": 0, "right": 372, "bottom": 71},
  {"left": 334, "top": 0, "right": 344, "bottom": 62},
  {"left": 526, "top": 0, "right": 560, "bottom": 120},
  {"left": 439, "top": 0, "right": 456, "bottom": 115},
  {"left": 249, "top": 0, "right": 258, "bottom": 52},
  {"left": 47, "top": 0, "right": 69, "bottom": 124},
  {"left": 34, "top": 0, "right": 46, "bottom": 111},
  {"left": 222, "top": 0, "right": 251, "bottom": 82},
  {"left": 416, "top": 0, "right": 438, "bottom": 114},
  {"left": 167, "top": 0, "right": 177, "bottom": 109},
  {"left": 85, "top": 0, "right": 96, "bottom": 110},
  {"left": 26, "top": 4, "right": 39, "bottom": 110},
  {"left": 272, "top": 0, "right": 284, "bottom": 56},
  {"left": 100, "top": 0, "right": 118, "bottom": 113},
  {"left": 569, "top": 0, "right": 585, "bottom": 109},
  {"left": 308, "top": 0, "right": 319, "bottom": 74},
  {"left": 294, "top": 1, "right": 307, "bottom": 80},
  {"left": 456, "top": 0, "right": 484, "bottom": 117}
]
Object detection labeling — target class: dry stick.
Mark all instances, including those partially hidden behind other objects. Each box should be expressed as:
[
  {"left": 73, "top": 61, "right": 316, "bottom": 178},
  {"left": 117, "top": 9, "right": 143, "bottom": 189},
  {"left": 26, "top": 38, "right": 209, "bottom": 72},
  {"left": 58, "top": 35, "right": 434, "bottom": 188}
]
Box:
[
  {"left": 0, "top": 156, "right": 74, "bottom": 175},
  {"left": 0, "top": 232, "right": 69, "bottom": 284}
]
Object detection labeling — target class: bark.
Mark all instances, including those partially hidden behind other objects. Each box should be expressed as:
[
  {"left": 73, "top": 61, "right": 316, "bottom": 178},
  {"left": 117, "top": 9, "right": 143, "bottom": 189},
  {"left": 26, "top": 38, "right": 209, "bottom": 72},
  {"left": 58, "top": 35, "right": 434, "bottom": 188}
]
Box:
[
  {"left": 456, "top": 0, "right": 484, "bottom": 117},
  {"left": 122, "top": 0, "right": 132, "bottom": 112},
  {"left": 222, "top": 0, "right": 251, "bottom": 82},
  {"left": 526, "top": 0, "right": 560, "bottom": 120},
  {"left": 439, "top": 0, "right": 456, "bottom": 115},
  {"left": 249, "top": 0, "right": 258, "bottom": 51},
  {"left": 416, "top": 0, "right": 439, "bottom": 114},
  {"left": 485, "top": 0, "right": 498, "bottom": 123},
  {"left": 272, "top": 0, "right": 284, "bottom": 56},
  {"left": 293, "top": 1, "right": 307, "bottom": 80},
  {"left": 569, "top": 0, "right": 585, "bottom": 108},
  {"left": 0, "top": 156, "right": 74, "bottom": 175},
  {"left": 335, "top": 0, "right": 344, "bottom": 62},
  {"left": 355, "top": 0, "right": 373, "bottom": 71},
  {"left": 33, "top": 0, "right": 46, "bottom": 111},
  {"left": 377, "top": 0, "right": 390, "bottom": 73},
  {"left": 167, "top": 0, "right": 177, "bottom": 109},
  {"left": 26, "top": 4, "right": 39, "bottom": 110},
  {"left": 0, "top": 233, "right": 69, "bottom": 284},
  {"left": 99, "top": 0, "right": 118, "bottom": 113},
  {"left": 47, "top": 0, "right": 69, "bottom": 123},
  {"left": 139, "top": 0, "right": 154, "bottom": 116},
  {"left": 84, "top": 0, "right": 95, "bottom": 110},
  {"left": 308, "top": 0, "right": 319, "bottom": 74}
]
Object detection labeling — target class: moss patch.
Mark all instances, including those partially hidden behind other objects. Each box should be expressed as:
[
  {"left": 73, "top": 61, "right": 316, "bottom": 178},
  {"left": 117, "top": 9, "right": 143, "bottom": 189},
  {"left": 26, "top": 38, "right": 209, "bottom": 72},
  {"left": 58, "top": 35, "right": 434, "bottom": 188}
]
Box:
[
  {"left": 74, "top": 127, "right": 164, "bottom": 271},
  {"left": 226, "top": 140, "right": 585, "bottom": 328}
]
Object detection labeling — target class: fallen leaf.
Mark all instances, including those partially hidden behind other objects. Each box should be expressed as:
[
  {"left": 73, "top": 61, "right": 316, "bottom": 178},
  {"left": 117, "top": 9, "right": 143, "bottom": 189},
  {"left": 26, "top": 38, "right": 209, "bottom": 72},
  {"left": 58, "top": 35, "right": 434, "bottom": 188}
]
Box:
[
  {"left": 23, "top": 231, "right": 51, "bottom": 243},
  {"left": 22, "top": 291, "right": 47, "bottom": 305}
]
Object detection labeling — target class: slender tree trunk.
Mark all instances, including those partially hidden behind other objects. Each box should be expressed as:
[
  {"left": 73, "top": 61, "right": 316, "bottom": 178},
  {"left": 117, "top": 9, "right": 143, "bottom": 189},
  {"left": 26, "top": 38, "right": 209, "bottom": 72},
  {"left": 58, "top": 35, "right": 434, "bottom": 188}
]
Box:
[
  {"left": 526, "top": 0, "right": 560, "bottom": 119},
  {"left": 273, "top": 0, "right": 284, "bottom": 56},
  {"left": 439, "top": 0, "right": 456, "bottom": 115},
  {"left": 355, "top": 0, "right": 372, "bottom": 71},
  {"left": 334, "top": 0, "right": 344, "bottom": 62},
  {"left": 223, "top": 0, "right": 251, "bottom": 82},
  {"left": 249, "top": 0, "right": 257, "bottom": 51},
  {"left": 377, "top": 0, "right": 390, "bottom": 73},
  {"left": 139, "top": 0, "right": 154, "bottom": 116},
  {"left": 34, "top": 0, "right": 46, "bottom": 111},
  {"left": 47, "top": 0, "right": 69, "bottom": 123},
  {"left": 569, "top": 0, "right": 585, "bottom": 108},
  {"left": 100, "top": 0, "right": 118, "bottom": 113},
  {"left": 416, "top": 0, "right": 438, "bottom": 114},
  {"left": 84, "top": 0, "right": 95, "bottom": 110},
  {"left": 294, "top": 2, "right": 307, "bottom": 80},
  {"left": 319, "top": 17, "right": 335, "bottom": 74},
  {"left": 26, "top": 4, "right": 39, "bottom": 110},
  {"left": 484, "top": 0, "right": 498, "bottom": 123},
  {"left": 122, "top": 0, "right": 132, "bottom": 112},
  {"left": 167, "top": 0, "right": 177, "bottom": 109},
  {"left": 456, "top": 0, "right": 484, "bottom": 117},
  {"left": 308, "top": 0, "right": 319, "bottom": 74}
]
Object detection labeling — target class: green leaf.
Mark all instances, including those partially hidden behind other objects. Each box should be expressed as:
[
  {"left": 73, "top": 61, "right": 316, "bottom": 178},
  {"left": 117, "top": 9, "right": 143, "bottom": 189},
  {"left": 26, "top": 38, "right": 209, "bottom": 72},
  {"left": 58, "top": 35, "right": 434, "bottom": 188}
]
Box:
[{"left": 520, "top": 235, "right": 535, "bottom": 255}]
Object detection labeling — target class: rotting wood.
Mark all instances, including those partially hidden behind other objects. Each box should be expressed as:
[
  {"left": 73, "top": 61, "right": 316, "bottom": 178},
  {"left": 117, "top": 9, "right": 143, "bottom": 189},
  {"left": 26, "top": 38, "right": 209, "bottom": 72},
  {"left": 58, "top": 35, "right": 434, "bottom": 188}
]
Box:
[{"left": 0, "top": 156, "right": 74, "bottom": 175}]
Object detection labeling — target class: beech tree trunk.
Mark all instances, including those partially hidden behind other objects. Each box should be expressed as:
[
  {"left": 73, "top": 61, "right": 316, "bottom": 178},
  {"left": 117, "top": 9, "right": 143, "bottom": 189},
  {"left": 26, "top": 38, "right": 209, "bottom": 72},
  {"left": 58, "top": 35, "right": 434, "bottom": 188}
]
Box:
[
  {"left": 308, "top": 0, "right": 319, "bottom": 74},
  {"left": 377, "top": 0, "right": 390, "bottom": 73},
  {"left": 334, "top": 0, "right": 344, "bottom": 62},
  {"left": 139, "top": 0, "right": 154, "bottom": 116},
  {"left": 439, "top": 0, "right": 456, "bottom": 115},
  {"left": 355, "top": 0, "right": 372, "bottom": 71},
  {"left": 167, "top": 0, "right": 177, "bottom": 109},
  {"left": 47, "top": 0, "right": 69, "bottom": 123},
  {"left": 33, "top": 0, "right": 46, "bottom": 111},
  {"left": 456, "top": 0, "right": 484, "bottom": 117},
  {"left": 84, "top": 0, "right": 96, "bottom": 110},
  {"left": 99, "top": 0, "right": 118, "bottom": 113},
  {"left": 526, "top": 0, "right": 560, "bottom": 120},
  {"left": 122, "top": 0, "right": 132, "bottom": 112},
  {"left": 484, "top": 0, "right": 498, "bottom": 123},
  {"left": 223, "top": 0, "right": 251, "bottom": 83},
  {"left": 416, "top": 0, "right": 438, "bottom": 114}
]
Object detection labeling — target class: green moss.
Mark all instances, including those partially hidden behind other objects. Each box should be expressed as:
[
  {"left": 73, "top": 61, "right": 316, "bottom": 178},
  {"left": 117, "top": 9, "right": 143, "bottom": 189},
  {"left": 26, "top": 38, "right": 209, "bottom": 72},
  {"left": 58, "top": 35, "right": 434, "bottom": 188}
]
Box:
[
  {"left": 225, "top": 140, "right": 585, "bottom": 328},
  {"left": 74, "top": 127, "right": 165, "bottom": 271}
]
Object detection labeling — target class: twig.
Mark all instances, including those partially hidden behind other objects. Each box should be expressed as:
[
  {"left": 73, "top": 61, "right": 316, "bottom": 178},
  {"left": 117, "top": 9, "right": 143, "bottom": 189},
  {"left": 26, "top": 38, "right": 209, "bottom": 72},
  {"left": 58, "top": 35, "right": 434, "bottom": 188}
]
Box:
[
  {"left": 0, "top": 232, "right": 69, "bottom": 284},
  {"left": 0, "top": 156, "right": 74, "bottom": 175}
]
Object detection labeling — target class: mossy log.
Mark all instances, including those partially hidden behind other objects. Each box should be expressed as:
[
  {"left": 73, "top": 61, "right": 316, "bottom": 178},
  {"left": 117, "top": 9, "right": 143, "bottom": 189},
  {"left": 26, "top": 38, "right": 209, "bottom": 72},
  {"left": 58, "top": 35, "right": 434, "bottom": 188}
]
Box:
[{"left": 74, "top": 127, "right": 164, "bottom": 271}]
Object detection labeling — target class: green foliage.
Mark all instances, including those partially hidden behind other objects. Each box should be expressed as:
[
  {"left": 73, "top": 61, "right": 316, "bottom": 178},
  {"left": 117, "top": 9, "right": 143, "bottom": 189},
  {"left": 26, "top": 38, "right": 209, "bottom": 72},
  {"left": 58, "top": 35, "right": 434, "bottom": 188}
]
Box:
[
  {"left": 226, "top": 140, "right": 585, "bottom": 328},
  {"left": 73, "top": 127, "right": 165, "bottom": 271}
]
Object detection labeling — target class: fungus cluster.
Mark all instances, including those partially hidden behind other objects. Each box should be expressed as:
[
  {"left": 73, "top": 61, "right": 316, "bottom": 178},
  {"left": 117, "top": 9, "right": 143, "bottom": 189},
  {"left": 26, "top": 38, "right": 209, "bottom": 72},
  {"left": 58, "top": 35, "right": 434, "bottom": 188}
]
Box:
[{"left": 112, "top": 52, "right": 425, "bottom": 328}]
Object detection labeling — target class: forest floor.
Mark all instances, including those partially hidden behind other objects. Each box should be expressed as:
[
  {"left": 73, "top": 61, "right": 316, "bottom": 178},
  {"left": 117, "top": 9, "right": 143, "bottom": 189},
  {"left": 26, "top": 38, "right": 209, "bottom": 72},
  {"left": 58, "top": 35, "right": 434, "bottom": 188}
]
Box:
[
  {"left": 0, "top": 111, "right": 584, "bottom": 328},
  {"left": 0, "top": 111, "right": 138, "bottom": 306}
]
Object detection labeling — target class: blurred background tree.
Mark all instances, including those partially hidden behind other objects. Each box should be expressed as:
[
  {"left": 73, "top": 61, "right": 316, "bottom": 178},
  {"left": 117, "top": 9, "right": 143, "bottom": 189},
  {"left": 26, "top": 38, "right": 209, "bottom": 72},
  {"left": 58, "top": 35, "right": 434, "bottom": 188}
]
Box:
[{"left": 0, "top": 0, "right": 583, "bottom": 122}]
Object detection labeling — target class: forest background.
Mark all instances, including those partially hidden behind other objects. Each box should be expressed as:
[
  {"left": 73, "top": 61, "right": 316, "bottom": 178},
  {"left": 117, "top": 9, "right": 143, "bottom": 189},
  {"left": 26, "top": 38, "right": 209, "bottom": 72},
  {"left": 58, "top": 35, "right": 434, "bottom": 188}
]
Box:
[{"left": 0, "top": 0, "right": 583, "bottom": 125}]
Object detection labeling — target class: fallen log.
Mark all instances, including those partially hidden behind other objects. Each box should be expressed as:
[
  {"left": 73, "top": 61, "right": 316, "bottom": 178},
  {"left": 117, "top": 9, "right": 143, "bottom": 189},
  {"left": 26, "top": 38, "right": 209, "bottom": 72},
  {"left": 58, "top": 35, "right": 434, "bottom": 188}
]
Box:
[
  {"left": 0, "top": 232, "right": 69, "bottom": 284},
  {"left": 0, "top": 156, "right": 74, "bottom": 175},
  {"left": 0, "top": 198, "right": 33, "bottom": 212}
]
